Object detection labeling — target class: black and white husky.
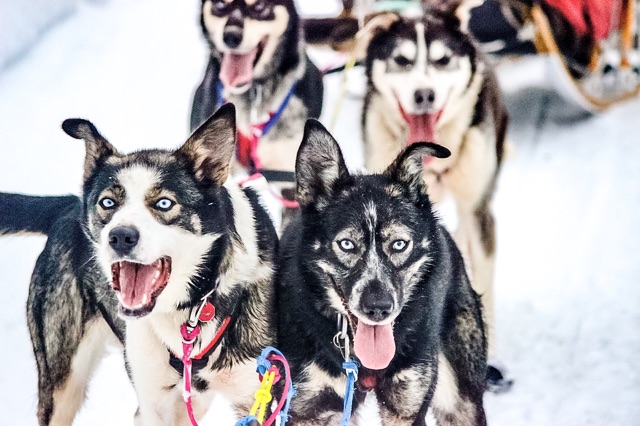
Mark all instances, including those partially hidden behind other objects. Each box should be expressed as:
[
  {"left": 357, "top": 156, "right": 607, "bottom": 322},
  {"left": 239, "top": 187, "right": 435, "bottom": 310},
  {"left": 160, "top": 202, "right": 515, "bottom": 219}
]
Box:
[
  {"left": 277, "top": 120, "right": 487, "bottom": 425},
  {"left": 191, "top": 0, "right": 323, "bottom": 185},
  {"left": 358, "top": 0, "right": 508, "bottom": 376},
  {"left": 0, "top": 105, "right": 278, "bottom": 425}
]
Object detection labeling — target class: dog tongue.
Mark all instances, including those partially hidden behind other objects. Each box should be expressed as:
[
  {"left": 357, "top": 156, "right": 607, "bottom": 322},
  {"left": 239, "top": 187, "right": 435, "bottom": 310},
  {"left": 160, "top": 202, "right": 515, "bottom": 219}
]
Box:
[
  {"left": 220, "top": 48, "right": 258, "bottom": 88},
  {"left": 354, "top": 323, "right": 396, "bottom": 370},
  {"left": 406, "top": 113, "right": 438, "bottom": 145},
  {"left": 118, "top": 261, "right": 162, "bottom": 308}
]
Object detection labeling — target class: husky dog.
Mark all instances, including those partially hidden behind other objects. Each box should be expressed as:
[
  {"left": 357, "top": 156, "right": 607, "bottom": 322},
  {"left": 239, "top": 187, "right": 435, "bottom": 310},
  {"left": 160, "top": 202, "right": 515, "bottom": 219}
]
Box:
[
  {"left": 357, "top": 0, "right": 508, "bottom": 377},
  {"left": 191, "top": 0, "right": 323, "bottom": 186},
  {"left": 277, "top": 120, "right": 487, "bottom": 425},
  {"left": 0, "top": 104, "right": 278, "bottom": 425}
]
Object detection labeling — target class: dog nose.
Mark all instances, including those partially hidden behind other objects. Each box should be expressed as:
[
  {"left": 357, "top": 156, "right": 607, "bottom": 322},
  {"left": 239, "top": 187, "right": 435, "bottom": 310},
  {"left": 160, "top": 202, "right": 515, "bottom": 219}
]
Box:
[
  {"left": 109, "top": 226, "right": 139, "bottom": 256},
  {"left": 223, "top": 30, "right": 243, "bottom": 49},
  {"left": 360, "top": 286, "right": 394, "bottom": 322},
  {"left": 414, "top": 88, "right": 436, "bottom": 109}
]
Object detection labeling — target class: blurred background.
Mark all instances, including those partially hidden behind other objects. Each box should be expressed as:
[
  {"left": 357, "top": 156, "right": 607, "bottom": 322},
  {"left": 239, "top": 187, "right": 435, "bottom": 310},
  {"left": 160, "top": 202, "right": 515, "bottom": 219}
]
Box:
[{"left": 0, "top": 0, "right": 639, "bottom": 424}]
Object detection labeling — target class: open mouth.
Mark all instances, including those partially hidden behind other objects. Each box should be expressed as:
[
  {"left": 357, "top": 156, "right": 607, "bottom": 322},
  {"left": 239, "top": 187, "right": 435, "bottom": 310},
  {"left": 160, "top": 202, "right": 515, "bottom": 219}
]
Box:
[
  {"left": 352, "top": 316, "right": 396, "bottom": 371},
  {"left": 111, "top": 257, "right": 171, "bottom": 318},
  {"left": 219, "top": 37, "right": 267, "bottom": 89},
  {"left": 397, "top": 99, "right": 443, "bottom": 146}
]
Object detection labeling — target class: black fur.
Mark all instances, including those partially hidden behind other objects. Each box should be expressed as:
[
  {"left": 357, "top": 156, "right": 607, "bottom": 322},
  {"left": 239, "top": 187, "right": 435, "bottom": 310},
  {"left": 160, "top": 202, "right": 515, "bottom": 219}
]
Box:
[{"left": 277, "top": 121, "right": 487, "bottom": 425}]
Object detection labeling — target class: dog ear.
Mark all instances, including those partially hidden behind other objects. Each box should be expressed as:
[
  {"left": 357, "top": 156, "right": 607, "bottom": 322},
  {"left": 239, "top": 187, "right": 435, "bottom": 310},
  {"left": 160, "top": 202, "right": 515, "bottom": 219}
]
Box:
[
  {"left": 385, "top": 142, "right": 450, "bottom": 199},
  {"left": 177, "top": 103, "right": 236, "bottom": 186},
  {"left": 296, "top": 119, "right": 350, "bottom": 208},
  {"left": 62, "top": 118, "right": 120, "bottom": 182},
  {"left": 353, "top": 11, "right": 401, "bottom": 60},
  {"left": 422, "top": 0, "right": 482, "bottom": 32}
]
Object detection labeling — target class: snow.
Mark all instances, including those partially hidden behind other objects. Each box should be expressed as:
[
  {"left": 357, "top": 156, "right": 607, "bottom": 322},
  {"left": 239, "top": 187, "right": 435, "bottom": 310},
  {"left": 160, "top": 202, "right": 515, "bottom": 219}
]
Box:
[{"left": 1, "top": 0, "right": 639, "bottom": 425}]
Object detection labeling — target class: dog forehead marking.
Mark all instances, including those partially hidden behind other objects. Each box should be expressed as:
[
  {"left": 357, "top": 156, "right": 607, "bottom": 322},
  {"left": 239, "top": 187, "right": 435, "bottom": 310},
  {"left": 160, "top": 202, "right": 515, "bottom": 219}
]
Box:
[
  {"left": 415, "top": 22, "right": 427, "bottom": 72},
  {"left": 116, "top": 165, "right": 160, "bottom": 204}
]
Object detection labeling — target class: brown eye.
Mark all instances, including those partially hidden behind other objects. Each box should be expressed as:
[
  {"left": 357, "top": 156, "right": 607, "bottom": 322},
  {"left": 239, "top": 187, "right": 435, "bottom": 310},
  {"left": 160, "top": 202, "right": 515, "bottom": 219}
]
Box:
[
  {"left": 253, "top": 0, "right": 265, "bottom": 12},
  {"left": 394, "top": 55, "right": 411, "bottom": 67},
  {"left": 434, "top": 55, "right": 451, "bottom": 67}
]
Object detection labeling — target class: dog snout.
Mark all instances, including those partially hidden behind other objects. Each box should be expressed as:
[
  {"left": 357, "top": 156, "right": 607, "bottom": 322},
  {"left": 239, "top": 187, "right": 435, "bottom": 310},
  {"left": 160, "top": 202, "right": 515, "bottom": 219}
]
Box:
[
  {"left": 109, "top": 226, "right": 140, "bottom": 256},
  {"left": 360, "top": 286, "right": 394, "bottom": 322},
  {"left": 223, "top": 29, "right": 243, "bottom": 49},
  {"left": 414, "top": 88, "right": 436, "bottom": 110}
]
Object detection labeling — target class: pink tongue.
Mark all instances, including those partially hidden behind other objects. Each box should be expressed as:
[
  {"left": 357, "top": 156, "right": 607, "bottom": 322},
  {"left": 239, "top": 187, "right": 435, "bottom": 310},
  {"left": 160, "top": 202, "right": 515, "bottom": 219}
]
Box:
[
  {"left": 119, "top": 262, "right": 160, "bottom": 307},
  {"left": 406, "top": 113, "right": 438, "bottom": 145},
  {"left": 354, "top": 323, "right": 396, "bottom": 370},
  {"left": 220, "top": 48, "right": 258, "bottom": 88}
]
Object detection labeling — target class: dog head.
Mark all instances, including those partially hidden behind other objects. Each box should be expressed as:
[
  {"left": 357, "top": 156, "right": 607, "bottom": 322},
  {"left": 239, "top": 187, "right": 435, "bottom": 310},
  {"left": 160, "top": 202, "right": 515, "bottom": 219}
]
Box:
[
  {"left": 295, "top": 120, "right": 450, "bottom": 370},
  {"left": 201, "top": 0, "right": 300, "bottom": 94},
  {"left": 62, "top": 104, "right": 237, "bottom": 318},
  {"left": 358, "top": 0, "right": 481, "bottom": 144}
]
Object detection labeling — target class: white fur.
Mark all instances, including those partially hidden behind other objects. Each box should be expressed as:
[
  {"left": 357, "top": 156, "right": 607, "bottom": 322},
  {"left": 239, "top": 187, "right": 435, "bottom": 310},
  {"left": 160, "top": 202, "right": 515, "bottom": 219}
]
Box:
[
  {"left": 431, "top": 353, "right": 459, "bottom": 413},
  {"left": 50, "top": 318, "right": 120, "bottom": 425},
  {"left": 96, "top": 165, "right": 220, "bottom": 314}
]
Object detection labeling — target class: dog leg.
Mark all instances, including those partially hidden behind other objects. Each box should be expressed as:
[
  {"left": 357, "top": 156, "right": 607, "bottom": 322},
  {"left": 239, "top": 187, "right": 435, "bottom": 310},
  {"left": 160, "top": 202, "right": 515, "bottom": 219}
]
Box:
[
  {"left": 441, "top": 126, "right": 498, "bottom": 356},
  {"left": 431, "top": 354, "right": 486, "bottom": 426},
  {"left": 27, "top": 261, "right": 118, "bottom": 426},
  {"left": 127, "top": 321, "right": 185, "bottom": 426},
  {"left": 375, "top": 365, "right": 436, "bottom": 426},
  {"left": 455, "top": 201, "right": 496, "bottom": 356},
  {"left": 32, "top": 315, "right": 115, "bottom": 426}
]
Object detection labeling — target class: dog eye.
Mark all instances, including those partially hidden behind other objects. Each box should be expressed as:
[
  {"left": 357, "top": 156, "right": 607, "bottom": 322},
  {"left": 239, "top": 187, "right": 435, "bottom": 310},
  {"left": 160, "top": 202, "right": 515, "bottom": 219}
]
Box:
[
  {"left": 394, "top": 55, "right": 411, "bottom": 67},
  {"left": 253, "top": 0, "right": 265, "bottom": 12},
  {"left": 99, "top": 197, "right": 116, "bottom": 209},
  {"left": 434, "top": 55, "right": 451, "bottom": 67},
  {"left": 391, "top": 239, "right": 408, "bottom": 252},
  {"left": 338, "top": 239, "right": 357, "bottom": 252},
  {"left": 213, "top": 1, "right": 226, "bottom": 11},
  {"left": 155, "top": 198, "right": 174, "bottom": 211}
]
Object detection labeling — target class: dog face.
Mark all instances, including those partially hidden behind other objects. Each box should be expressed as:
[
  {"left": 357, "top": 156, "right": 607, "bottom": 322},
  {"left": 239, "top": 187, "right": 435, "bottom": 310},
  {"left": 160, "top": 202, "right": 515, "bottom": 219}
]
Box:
[
  {"left": 201, "top": 0, "right": 298, "bottom": 94},
  {"left": 62, "top": 105, "right": 237, "bottom": 318},
  {"left": 295, "top": 120, "right": 450, "bottom": 369},
  {"left": 361, "top": 4, "right": 478, "bottom": 143}
]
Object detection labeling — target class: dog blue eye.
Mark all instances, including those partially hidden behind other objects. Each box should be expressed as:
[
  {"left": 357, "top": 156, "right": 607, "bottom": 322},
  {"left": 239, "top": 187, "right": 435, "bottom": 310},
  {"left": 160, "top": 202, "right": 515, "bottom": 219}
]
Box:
[
  {"left": 99, "top": 198, "right": 116, "bottom": 209},
  {"left": 253, "top": 1, "right": 265, "bottom": 12},
  {"left": 339, "top": 239, "right": 356, "bottom": 252},
  {"left": 155, "top": 198, "right": 174, "bottom": 211},
  {"left": 213, "top": 1, "right": 226, "bottom": 10},
  {"left": 391, "top": 240, "right": 408, "bottom": 252}
]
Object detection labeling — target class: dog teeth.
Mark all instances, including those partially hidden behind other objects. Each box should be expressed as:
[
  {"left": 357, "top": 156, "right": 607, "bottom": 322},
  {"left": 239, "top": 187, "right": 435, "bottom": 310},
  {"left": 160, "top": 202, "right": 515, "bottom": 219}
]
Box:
[{"left": 142, "top": 294, "right": 148, "bottom": 305}]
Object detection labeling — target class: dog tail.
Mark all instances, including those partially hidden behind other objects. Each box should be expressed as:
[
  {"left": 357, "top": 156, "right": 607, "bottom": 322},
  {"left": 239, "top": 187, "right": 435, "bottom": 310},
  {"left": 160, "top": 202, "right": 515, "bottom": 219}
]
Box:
[{"left": 0, "top": 193, "right": 80, "bottom": 236}]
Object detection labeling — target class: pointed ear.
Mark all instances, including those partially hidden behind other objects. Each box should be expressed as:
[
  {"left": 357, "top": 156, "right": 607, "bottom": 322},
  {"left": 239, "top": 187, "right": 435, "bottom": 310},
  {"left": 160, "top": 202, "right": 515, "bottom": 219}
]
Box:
[
  {"left": 422, "top": 0, "right": 482, "bottom": 32},
  {"left": 177, "top": 103, "right": 236, "bottom": 186},
  {"left": 353, "top": 11, "right": 401, "bottom": 60},
  {"left": 385, "top": 142, "right": 450, "bottom": 199},
  {"left": 62, "top": 118, "right": 120, "bottom": 182},
  {"left": 296, "top": 119, "right": 350, "bottom": 208}
]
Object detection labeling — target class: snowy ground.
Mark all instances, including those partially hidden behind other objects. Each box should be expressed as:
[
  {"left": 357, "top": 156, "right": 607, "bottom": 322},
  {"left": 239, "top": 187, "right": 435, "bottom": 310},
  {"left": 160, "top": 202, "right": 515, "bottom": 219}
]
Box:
[{"left": 1, "top": 1, "right": 639, "bottom": 425}]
